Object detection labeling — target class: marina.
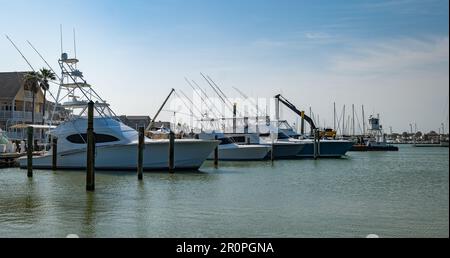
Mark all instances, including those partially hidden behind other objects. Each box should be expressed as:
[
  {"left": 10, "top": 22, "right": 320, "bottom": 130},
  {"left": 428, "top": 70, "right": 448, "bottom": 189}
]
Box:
[
  {"left": 0, "top": 38, "right": 448, "bottom": 239},
  {"left": 1, "top": 51, "right": 363, "bottom": 169},
  {"left": 0, "top": 0, "right": 448, "bottom": 241}
]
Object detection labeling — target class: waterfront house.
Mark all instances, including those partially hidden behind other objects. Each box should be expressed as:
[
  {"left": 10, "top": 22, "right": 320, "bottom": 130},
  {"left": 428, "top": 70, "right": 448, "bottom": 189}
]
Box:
[{"left": 0, "top": 72, "right": 45, "bottom": 138}]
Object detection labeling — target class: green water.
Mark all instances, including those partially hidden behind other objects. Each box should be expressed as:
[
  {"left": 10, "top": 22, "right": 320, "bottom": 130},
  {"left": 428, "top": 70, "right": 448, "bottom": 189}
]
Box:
[{"left": 0, "top": 145, "right": 448, "bottom": 238}]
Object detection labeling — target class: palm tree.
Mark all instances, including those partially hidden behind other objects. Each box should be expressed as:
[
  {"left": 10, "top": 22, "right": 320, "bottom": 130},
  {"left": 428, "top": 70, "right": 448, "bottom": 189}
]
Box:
[
  {"left": 38, "top": 68, "right": 56, "bottom": 124},
  {"left": 23, "top": 72, "right": 40, "bottom": 124}
]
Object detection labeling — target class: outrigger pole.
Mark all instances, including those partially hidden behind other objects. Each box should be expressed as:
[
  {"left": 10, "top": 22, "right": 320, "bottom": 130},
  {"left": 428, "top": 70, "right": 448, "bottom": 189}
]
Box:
[
  {"left": 26, "top": 40, "right": 60, "bottom": 104},
  {"left": 233, "top": 87, "right": 262, "bottom": 117},
  {"left": 177, "top": 89, "right": 216, "bottom": 131},
  {"left": 191, "top": 79, "right": 224, "bottom": 118},
  {"left": 200, "top": 74, "right": 229, "bottom": 109},
  {"left": 205, "top": 74, "right": 234, "bottom": 108},
  {"left": 178, "top": 89, "right": 204, "bottom": 118},
  {"left": 5, "top": 35, "right": 35, "bottom": 72}
]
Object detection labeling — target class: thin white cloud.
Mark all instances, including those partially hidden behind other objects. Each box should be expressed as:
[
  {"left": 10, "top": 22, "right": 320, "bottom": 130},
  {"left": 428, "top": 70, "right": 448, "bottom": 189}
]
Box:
[
  {"left": 252, "top": 38, "right": 289, "bottom": 48},
  {"left": 361, "top": 0, "right": 420, "bottom": 8},
  {"left": 331, "top": 36, "right": 449, "bottom": 74},
  {"left": 357, "top": 0, "right": 447, "bottom": 15},
  {"left": 252, "top": 32, "right": 340, "bottom": 50},
  {"left": 304, "top": 32, "right": 331, "bottom": 40}
]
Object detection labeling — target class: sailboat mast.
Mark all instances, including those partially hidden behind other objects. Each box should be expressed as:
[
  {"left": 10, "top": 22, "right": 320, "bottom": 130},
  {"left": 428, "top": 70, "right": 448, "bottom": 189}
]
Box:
[
  {"left": 362, "top": 105, "right": 366, "bottom": 136},
  {"left": 347, "top": 115, "right": 351, "bottom": 136},
  {"left": 256, "top": 98, "right": 259, "bottom": 133},
  {"left": 333, "top": 102, "right": 336, "bottom": 131},
  {"left": 352, "top": 104, "right": 355, "bottom": 136},
  {"left": 342, "top": 105, "right": 346, "bottom": 136}
]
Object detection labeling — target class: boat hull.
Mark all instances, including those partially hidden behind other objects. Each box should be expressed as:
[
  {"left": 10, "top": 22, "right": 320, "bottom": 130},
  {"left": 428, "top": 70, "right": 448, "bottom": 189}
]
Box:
[
  {"left": 19, "top": 140, "right": 218, "bottom": 171},
  {"left": 350, "top": 144, "right": 399, "bottom": 151},
  {"left": 271, "top": 143, "right": 305, "bottom": 159},
  {"left": 297, "top": 140, "right": 354, "bottom": 157},
  {"left": 207, "top": 145, "right": 271, "bottom": 161}
]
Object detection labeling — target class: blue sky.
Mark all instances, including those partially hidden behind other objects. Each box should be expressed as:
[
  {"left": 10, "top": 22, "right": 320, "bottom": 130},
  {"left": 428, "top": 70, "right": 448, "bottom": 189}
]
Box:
[{"left": 0, "top": 0, "right": 448, "bottom": 132}]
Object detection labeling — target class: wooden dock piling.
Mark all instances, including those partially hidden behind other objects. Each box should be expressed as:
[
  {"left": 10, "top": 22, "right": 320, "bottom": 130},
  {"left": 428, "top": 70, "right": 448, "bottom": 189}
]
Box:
[
  {"left": 86, "top": 101, "right": 95, "bottom": 191},
  {"left": 27, "top": 126, "right": 33, "bottom": 177},
  {"left": 317, "top": 130, "right": 321, "bottom": 157},
  {"left": 137, "top": 127, "right": 144, "bottom": 180},
  {"left": 313, "top": 129, "right": 318, "bottom": 160},
  {"left": 232, "top": 103, "right": 237, "bottom": 133},
  {"left": 271, "top": 134, "right": 275, "bottom": 163},
  {"left": 300, "top": 111, "right": 305, "bottom": 135},
  {"left": 169, "top": 131, "right": 175, "bottom": 173},
  {"left": 52, "top": 137, "right": 57, "bottom": 170},
  {"left": 214, "top": 135, "right": 219, "bottom": 168},
  {"left": 244, "top": 117, "right": 249, "bottom": 134},
  {"left": 271, "top": 144, "right": 274, "bottom": 163}
]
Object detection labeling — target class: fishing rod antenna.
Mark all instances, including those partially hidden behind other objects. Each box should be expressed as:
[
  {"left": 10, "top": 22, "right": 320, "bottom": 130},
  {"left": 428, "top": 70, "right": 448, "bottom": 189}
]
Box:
[{"left": 5, "top": 35, "right": 36, "bottom": 72}]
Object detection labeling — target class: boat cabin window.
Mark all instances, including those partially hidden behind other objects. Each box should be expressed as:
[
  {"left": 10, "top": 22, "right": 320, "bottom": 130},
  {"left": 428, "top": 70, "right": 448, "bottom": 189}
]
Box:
[
  {"left": 259, "top": 132, "right": 290, "bottom": 139},
  {"left": 66, "top": 133, "right": 120, "bottom": 144},
  {"left": 277, "top": 132, "right": 290, "bottom": 139},
  {"left": 219, "top": 137, "right": 234, "bottom": 145},
  {"left": 229, "top": 136, "right": 246, "bottom": 143}
]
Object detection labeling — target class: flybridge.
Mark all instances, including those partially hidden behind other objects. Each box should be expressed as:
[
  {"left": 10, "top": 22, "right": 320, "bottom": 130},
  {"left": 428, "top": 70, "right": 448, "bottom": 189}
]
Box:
[
  {"left": 5, "top": 32, "right": 118, "bottom": 124},
  {"left": 53, "top": 50, "right": 119, "bottom": 122}
]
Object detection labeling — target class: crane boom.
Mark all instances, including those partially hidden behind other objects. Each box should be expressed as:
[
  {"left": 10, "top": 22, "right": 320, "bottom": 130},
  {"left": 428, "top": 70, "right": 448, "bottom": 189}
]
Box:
[
  {"left": 274, "top": 94, "right": 316, "bottom": 131},
  {"left": 146, "top": 88, "right": 175, "bottom": 131}
]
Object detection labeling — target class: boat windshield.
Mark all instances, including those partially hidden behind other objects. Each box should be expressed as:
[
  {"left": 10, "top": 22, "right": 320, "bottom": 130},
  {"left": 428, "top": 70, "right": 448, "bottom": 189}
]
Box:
[
  {"left": 277, "top": 132, "right": 290, "bottom": 139},
  {"left": 66, "top": 133, "right": 120, "bottom": 144},
  {"left": 259, "top": 132, "right": 291, "bottom": 139},
  {"left": 219, "top": 137, "right": 234, "bottom": 145}
]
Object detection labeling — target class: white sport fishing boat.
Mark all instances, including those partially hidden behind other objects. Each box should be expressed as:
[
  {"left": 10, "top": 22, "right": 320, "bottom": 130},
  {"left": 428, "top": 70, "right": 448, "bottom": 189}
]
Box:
[
  {"left": 198, "top": 132, "right": 270, "bottom": 161},
  {"left": 19, "top": 53, "right": 218, "bottom": 170},
  {"left": 258, "top": 132, "right": 306, "bottom": 159},
  {"left": 226, "top": 132, "right": 305, "bottom": 159},
  {"left": 278, "top": 121, "right": 354, "bottom": 157}
]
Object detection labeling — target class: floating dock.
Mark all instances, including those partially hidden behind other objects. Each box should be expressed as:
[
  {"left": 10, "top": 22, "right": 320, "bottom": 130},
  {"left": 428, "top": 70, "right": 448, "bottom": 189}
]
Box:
[
  {"left": 349, "top": 144, "right": 399, "bottom": 151},
  {"left": 414, "top": 143, "right": 449, "bottom": 148},
  {"left": 0, "top": 153, "right": 26, "bottom": 167}
]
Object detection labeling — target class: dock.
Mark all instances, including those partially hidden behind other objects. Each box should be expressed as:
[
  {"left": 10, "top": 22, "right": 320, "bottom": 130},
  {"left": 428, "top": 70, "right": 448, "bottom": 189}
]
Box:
[
  {"left": 414, "top": 143, "right": 449, "bottom": 148},
  {"left": 0, "top": 152, "right": 44, "bottom": 167},
  {"left": 0, "top": 153, "right": 26, "bottom": 167},
  {"left": 350, "top": 144, "right": 399, "bottom": 151}
]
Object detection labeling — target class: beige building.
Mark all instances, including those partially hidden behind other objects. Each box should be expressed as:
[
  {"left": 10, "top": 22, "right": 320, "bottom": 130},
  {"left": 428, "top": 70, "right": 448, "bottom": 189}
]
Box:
[{"left": 0, "top": 72, "right": 45, "bottom": 139}]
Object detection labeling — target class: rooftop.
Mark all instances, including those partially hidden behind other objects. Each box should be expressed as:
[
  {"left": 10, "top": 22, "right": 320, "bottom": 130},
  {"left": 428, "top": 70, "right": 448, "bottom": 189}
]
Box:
[{"left": 0, "top": 72, "right": 29, "bottom": 100}]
